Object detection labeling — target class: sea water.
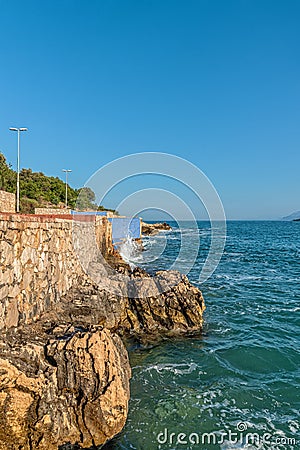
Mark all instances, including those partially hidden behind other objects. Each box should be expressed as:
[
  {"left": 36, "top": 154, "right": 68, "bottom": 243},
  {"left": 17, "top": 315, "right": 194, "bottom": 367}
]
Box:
[{"left": 105, "top": 221, "right": 300, "bottom": 450}]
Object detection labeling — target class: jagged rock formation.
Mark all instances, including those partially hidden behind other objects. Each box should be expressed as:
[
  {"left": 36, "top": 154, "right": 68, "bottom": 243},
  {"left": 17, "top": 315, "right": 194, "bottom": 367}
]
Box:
[
  {"left": 141, "top": 221, "right": 172, "bottom": 236},
  {"left": 0, "top": 325, "right": 130, "bottom": 450},
  {"left": 59, "top": 268, "right": 205, "bottom": 341}
]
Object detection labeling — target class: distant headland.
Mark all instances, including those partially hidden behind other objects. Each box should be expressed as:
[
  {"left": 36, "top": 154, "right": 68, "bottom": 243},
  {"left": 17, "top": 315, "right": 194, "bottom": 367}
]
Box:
[{"left": 281, "top": 211, "right": 300, "bottom": 221}]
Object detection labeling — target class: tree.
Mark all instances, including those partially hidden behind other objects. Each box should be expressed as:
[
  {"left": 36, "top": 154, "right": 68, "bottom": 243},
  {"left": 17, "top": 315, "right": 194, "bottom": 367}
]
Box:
[
  {"left": 0, "top": 151, "right": 115, "bottom": 213},
  {"left": 0, "top": 153, "right": 15, "bottom": 192},
  {"left": 75, "top": 187, "right": 97, "bottom": 210}
]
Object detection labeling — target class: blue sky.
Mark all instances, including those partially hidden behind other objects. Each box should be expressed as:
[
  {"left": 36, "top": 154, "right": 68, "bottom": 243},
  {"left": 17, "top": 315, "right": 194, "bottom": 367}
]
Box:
[{"left": 0, "top": 0, "right": 299, "bottom": 219}]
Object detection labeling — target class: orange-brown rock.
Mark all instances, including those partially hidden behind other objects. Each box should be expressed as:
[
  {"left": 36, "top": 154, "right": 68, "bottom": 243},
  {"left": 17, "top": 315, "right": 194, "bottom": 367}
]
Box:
[
  {"left": 0, "top": 326, "right": 130, "bottom": 450},
  {"left": 58, "top": 267, "right": 206, "bottom": 342},
  {"left": 141, "top": 221, "right": 172, "bottom": 236}
]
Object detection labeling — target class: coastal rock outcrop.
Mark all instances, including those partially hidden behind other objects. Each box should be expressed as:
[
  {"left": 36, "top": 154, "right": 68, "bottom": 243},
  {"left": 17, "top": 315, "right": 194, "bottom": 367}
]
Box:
[
  {"left": 0, "top": 326, "right": 131, "bottom": 450},
  {"left": 141, "top": 221, "right": 172, "bottom": 236},
  {"left": 125, "top": 269, "right": 205, "bottom": 339},
  {"left": 51, "top": 267, "right": 205, "bottom": 342}
]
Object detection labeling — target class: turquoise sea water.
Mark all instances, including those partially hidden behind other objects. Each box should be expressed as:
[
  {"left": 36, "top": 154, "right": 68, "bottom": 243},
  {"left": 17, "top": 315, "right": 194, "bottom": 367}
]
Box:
[{"left": 105, "top": 221, "right": 300, "bottom": 450}]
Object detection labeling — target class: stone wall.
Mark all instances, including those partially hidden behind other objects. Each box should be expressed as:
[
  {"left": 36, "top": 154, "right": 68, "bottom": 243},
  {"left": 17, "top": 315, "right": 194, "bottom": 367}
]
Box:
[
  {"left": 0, "top": 213, "right": 114, "bottom": 330},
  {"left": 0, "top": 191, "right": 15, "bottom": 213},
  {"left": 35, "top": 207, "right": 71, "bottom": 214}
]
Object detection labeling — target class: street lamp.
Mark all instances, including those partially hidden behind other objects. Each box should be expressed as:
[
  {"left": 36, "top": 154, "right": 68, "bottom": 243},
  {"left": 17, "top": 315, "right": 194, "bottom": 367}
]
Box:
[
  {"left": 62, "top": 169, "right": 72, "bottom": 208},
  {"left": 9, "top": 127, "right": 28, "bottom": 213}
]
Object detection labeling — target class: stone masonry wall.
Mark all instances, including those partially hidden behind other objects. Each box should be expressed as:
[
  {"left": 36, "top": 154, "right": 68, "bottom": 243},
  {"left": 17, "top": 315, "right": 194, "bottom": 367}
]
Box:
[
  {"left": 0, "top": 191, "right": 15, "bottom": 213},
  {"left": 0, "top": 213, "right": 113, "bottom": 330},
  {"left": 35, "top": 207, "right": 72, "bottom": 214}
]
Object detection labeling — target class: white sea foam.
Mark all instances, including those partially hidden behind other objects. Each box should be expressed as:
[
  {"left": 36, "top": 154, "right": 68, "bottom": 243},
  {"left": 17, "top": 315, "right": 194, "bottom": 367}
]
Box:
[
  {"left": 119, "top": 236, "right": 142, "bottom": 268},
  {"left": 140, "top": 362, "right": 200, "bottom": 376}
]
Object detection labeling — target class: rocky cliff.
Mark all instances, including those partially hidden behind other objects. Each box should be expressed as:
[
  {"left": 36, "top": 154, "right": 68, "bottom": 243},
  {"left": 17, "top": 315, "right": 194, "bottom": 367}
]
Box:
[
  {"left": 60, "top": 268, "right": 205, "bottom": 342},
  {"left": 0, "top": 326, "right": 130, "bottom": 450},
  {"left": 0, "top": 213, "right": 205, "bottom": 449}
]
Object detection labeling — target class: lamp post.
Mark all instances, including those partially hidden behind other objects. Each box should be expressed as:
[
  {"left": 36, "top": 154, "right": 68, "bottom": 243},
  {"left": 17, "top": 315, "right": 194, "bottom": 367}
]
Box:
[
  {"left": 9, "top": 127, "right": 28, "bottom": 213},
  {"left": 62, "top": 169, "right": 72, "bottom": 208}
]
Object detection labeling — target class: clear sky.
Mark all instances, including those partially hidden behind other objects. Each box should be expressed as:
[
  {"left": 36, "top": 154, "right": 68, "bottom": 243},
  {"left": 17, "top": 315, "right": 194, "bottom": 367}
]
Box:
[{"left": 0, "top": 0, "right": 299, "bottom": 219}]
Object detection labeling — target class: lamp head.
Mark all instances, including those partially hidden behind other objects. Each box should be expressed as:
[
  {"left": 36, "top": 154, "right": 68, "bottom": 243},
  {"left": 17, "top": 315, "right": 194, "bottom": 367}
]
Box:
[{"left": 9, "top": 127, "right": 28, "bottom": 132}]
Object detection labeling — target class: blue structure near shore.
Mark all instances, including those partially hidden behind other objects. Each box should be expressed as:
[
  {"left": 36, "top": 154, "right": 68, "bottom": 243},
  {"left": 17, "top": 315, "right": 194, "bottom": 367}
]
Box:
[
  {"left": 71, "top": 211, "right": 141, "bottom": 246},
  {"left": 71, "top": 210, "right": 107, "bottom": 216},
  {"left": 108, "top": 217, "right": 141, "bottom": 245}
]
